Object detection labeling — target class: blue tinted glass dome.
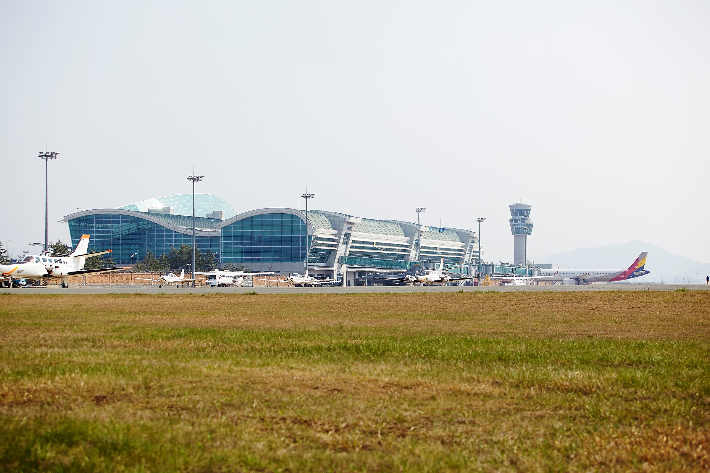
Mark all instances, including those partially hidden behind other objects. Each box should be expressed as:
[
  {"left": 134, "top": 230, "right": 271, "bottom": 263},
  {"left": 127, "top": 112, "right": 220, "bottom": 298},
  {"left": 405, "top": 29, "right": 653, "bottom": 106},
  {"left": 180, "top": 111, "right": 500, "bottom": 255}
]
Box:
[{"left": 120, "top": 194, "right": 235, "bottom": 219}]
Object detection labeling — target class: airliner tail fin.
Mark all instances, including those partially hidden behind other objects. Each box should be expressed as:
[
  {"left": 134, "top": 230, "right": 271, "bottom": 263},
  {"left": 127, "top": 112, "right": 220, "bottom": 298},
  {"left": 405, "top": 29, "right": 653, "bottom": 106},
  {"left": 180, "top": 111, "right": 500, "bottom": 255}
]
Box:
[
  {"left": 611, "top": 252, "right": 649, "bottom": 281},
  {"left": 629, "top": 252, "right": 648, "bottom": 272}
]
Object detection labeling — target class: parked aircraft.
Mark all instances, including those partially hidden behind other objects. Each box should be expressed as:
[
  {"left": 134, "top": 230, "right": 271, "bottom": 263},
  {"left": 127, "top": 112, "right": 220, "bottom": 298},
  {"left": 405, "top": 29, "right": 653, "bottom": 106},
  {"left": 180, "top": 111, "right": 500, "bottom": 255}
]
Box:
[
  {"left": 363, "top": 265, "right": 421, "bottom": 286},
  {"left": 197, "top": 269, "right": 274, "bottom": 287},
  {"left": 0, "top": 235, "right": 120, "bottom": 288},
  {"left": 415, "top": 259, "right": 472, "bottom": 285},
  {"left": 492, "top": 276, "right": 534, "bottom": 286},
  {"left": 282, "top": 273, "right": 338, "bottom": 287},
  {"left": 535, "top": 252, "right": 650, "bottom": 285},
  {"left": 136, "top": 268, "right": 195, "bottom": 287}
]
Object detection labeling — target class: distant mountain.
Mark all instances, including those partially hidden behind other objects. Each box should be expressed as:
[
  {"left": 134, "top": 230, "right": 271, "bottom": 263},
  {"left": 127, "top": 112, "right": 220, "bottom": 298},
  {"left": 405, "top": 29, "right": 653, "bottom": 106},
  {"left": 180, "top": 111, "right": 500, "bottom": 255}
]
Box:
[{"left": 537, "top": 240, "right": 709, "bottom": 284}]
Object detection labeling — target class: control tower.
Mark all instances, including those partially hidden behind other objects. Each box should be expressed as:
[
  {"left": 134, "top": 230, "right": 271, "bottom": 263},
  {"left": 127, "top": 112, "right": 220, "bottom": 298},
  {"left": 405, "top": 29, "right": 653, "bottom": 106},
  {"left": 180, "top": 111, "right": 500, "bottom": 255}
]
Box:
[{"left": 509, "top": 203, "right": 533, "bottom": 266}]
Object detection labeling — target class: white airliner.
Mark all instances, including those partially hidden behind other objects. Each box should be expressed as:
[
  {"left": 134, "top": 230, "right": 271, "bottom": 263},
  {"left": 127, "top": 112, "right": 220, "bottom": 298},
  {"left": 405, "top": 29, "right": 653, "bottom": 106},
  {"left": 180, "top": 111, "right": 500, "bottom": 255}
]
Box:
[
  {"left": 136, "top": 269, "right": 196, "bottom": 287},
  {"left": 0, "top": 235, "right": 120, "bottom": 288},
  {"left": 535, "top": 252, "right": 650, "bottom": 285},
  {"left": 197, "top": 269, "right": 274, "bottom": 287}
]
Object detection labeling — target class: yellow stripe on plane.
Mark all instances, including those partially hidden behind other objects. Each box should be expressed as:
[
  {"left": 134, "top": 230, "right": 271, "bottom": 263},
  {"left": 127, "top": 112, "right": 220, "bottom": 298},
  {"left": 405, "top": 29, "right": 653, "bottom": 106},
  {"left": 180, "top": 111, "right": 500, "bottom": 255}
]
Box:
[{"left": 1, "top": 266, "right": 19, "bottom": 276}]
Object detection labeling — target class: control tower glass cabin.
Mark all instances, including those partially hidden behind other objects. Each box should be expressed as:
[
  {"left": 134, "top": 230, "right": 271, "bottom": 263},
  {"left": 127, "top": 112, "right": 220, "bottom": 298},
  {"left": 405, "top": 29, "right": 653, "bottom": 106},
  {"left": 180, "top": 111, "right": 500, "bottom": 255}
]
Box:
[{"left": 509, "top": 203, "right": 533, "bottom": 266}]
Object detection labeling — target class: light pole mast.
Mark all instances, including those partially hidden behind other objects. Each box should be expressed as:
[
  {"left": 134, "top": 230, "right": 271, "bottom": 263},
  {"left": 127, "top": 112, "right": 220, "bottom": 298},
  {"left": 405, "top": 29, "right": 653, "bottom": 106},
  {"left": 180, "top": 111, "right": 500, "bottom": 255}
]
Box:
[
  {"left": 187, "top": 171, "right": 204, "bottom": 286},
  {"left": 301, "top": 189, "right": 315, "bottom": 276},
  {"left": 416, "top": 208, "right": 426, "bottom": 263},
  {"left": 477, "top": 217, "right": 485, "bottom": 280},
  {"left": 39, "top": 151, "right": 59, "bottom": 253}
]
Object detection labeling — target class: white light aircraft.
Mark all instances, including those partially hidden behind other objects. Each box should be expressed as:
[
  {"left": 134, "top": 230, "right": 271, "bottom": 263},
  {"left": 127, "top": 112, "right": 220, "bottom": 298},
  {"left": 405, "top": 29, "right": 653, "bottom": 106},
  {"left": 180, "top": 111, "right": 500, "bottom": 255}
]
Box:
[
  {"left": 415, "top": 259, "right": 472, "bottom": 285},
  {"left": 280, "top": 273, "right": 337, "bottom": 287},
  {"left": 497, "top": 276, "right": 535, "bottom": 286},
  {"left": 136, "top": 268, "right": 195, "bottom": 287},
  {"left": 197, "top": 269, "right": 274, "bottom": 287},
  {"left": 0, "top": 235, "right": 120, "bottom": 288}
]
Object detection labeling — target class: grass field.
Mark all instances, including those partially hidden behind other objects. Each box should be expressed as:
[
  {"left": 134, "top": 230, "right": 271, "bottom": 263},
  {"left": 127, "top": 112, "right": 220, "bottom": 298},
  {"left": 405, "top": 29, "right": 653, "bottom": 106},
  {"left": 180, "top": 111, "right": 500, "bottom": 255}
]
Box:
[{"left": 1, "top": 291, "right": 709, "bottom": 472}]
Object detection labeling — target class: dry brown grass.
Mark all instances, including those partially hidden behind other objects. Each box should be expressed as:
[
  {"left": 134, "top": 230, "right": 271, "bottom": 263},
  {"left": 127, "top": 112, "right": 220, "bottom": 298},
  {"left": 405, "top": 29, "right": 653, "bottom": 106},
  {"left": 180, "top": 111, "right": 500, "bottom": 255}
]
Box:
[
  {"left": 1, "top": 291, "right": 709, "bottom": 472},
  {"left": 3, "top": 291, "right": 708, "bottom": 339}
]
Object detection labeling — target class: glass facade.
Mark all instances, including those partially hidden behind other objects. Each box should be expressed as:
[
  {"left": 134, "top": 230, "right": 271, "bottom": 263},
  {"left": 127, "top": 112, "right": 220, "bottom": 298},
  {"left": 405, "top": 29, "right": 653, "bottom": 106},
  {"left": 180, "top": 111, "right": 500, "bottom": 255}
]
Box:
[
  {"left": 348, "top": 239, "right": 410, "bottom": 262},
  {"left": 340, "top": 256, "right": 411, "bottom": 270},
  {"left": 220, "top": 212, "right": 308, "bottom": 264},
  {"left": 509, "top": 204, "right": 533, "bottom": 236},
  {"left": 64, "top": 200, "right": 478, "bottom": 273},
  {"left": 68, "top": 213, "right": 220, "bottom": 264},
  {"left": 419, "top": 244, "right": 466, "bottom": 265}
]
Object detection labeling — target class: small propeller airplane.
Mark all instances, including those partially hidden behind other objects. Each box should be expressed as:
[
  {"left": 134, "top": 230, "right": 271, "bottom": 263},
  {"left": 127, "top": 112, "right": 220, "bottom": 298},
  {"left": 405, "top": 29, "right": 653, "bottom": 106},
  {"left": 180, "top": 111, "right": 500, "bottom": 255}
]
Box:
[
  {"left": 415, "top": 259, "right": 473, "bottom": 285},
  {"left": 196, "top": 269, "right": 274, "bottom": 287},
  {"left": 136, "top": 269, "right": 195, "bottom": 287},
  {"left": 0, "top": 235, "right": 122, "bottom": 288},
  {"left": 363, "top": 265, "right": 421, "bottom": 286},
  {"left": 492, "top": 276, "right": 535, "bottom": 286},
  {"left": 273, "top": 273, "right": 338, "bottom": 287}
]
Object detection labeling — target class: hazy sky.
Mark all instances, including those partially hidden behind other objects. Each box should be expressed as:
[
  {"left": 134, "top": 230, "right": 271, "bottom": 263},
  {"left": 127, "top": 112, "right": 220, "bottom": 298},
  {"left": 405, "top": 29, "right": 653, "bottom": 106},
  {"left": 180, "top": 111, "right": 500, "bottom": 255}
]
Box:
[{"left": 2, "top": 1, "right": 709, "bottom": 264}]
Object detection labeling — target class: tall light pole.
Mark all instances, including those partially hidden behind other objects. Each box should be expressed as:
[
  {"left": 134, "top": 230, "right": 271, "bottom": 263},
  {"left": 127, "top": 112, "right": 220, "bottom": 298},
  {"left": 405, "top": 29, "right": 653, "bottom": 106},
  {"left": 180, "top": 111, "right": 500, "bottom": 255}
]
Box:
[
  {"left": 477, "top": 217, "right": 485, "bottom": 279},
  {"left": 39, "top": 151, "right": 59, "bottom": 252},
  {"left": 416, "top": 208, "right": 426, "bottom": 263},
  {"left": 301, "top": 189, "right": 315, "bottom": 276},
  {"left": 187, "top": 172, "right": 204, "bottom": 286}
]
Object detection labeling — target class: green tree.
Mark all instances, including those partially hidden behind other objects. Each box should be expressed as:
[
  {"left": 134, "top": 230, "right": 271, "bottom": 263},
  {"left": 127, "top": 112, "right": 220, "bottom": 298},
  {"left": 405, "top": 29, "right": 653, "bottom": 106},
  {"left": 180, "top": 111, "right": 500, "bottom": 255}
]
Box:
[
  {"left": 166, "top": 245, "right": 216, "bottom": 272},
  {"left": 199, "top": 250, "right": 217, "bottom": 272},
  {"left": 167, "top": 245, "right": 194, "bottom": 271},
  {"left": 0, "top": 241, "right": 9, "bottom": 263},
  {"left": 48, "top": 240, "right": 71, "bottom": 257},
  {"left": 84, "top": 254, "right": 116, "bottom": 270},
  {"left": 222, "top": 262, "right": 247, "bottom": 272},
  {"left": 135, "top": 252, "right": 163, "bottom": 273},
  {"left": 134, "top": 246, "right": 215, "bottom": 274},
  {"left": 158, "top": 254, "right": 170, "bottom": 274}
]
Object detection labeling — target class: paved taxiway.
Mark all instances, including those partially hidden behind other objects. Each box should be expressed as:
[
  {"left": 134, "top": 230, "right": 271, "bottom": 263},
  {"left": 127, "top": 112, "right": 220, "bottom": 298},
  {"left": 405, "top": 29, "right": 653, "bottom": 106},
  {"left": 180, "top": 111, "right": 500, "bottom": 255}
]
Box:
[{"left": 2, "top": 284, "right": 708, "bottom": 295}]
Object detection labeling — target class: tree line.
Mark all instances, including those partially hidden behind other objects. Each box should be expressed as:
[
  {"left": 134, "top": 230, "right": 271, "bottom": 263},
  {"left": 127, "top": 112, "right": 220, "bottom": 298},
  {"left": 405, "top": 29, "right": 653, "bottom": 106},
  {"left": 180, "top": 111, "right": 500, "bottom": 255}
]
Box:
[{"left": 134, "top": 245, "right": 218, "bottom": 273}]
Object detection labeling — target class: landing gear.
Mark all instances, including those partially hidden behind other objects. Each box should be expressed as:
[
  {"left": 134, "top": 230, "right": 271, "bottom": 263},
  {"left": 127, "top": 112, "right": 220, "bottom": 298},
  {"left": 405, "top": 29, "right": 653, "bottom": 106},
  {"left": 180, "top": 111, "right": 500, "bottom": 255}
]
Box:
[{"left": 61, "top": 280, "right": 69, "bottom": 288}]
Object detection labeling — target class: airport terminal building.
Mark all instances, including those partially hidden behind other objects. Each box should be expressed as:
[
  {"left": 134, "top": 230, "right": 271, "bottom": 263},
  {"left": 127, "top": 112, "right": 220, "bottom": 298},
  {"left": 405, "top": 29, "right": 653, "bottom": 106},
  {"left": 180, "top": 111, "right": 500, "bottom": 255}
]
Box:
[{"left": 63, "top": 194, "right": 479, "bottom": 281}]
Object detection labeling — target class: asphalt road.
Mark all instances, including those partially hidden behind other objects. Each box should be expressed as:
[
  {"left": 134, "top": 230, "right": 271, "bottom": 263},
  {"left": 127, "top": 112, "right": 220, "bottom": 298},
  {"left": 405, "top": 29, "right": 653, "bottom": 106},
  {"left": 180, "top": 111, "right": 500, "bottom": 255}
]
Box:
[{"left": 2, "top": 283, "right": 709, "bottom": 295}]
